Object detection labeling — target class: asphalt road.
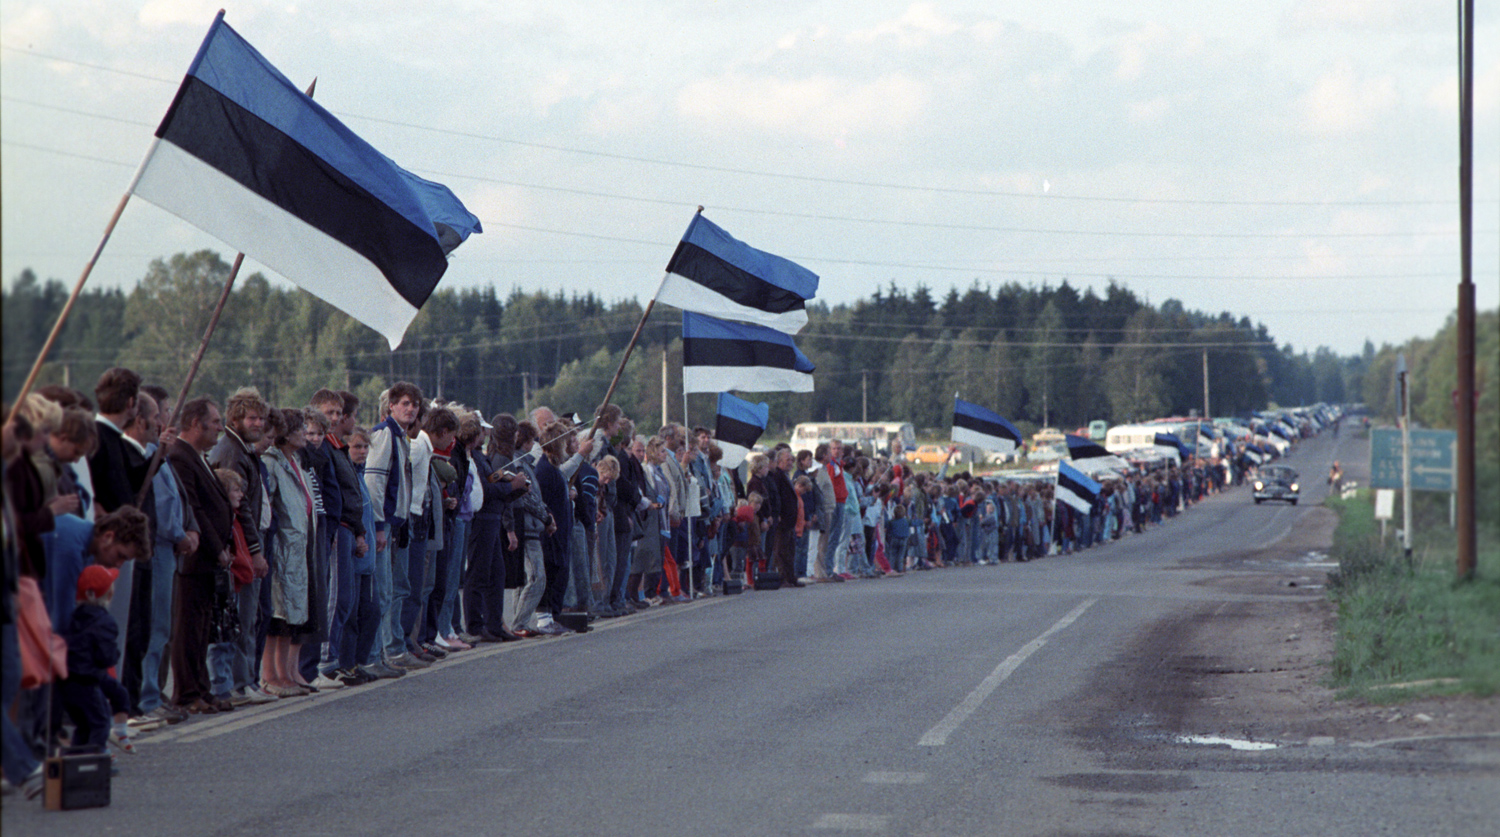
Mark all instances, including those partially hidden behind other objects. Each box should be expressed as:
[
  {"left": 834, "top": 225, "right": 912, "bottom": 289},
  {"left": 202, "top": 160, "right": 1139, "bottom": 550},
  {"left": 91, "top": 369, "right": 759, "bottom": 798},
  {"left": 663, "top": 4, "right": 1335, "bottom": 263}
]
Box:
[{"left": 7, "top": 429, "right": 1496, "bottom": 836}]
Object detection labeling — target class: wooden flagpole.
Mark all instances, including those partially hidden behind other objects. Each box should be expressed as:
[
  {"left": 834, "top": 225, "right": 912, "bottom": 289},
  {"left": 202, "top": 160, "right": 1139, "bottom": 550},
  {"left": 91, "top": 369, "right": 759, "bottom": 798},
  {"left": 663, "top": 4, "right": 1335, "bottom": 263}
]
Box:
[
  {"left": 589, "top": 206, "right": 703, "bottom": 433},
  {"left": 6, "top": 187, "right": 140, "bottom": 427}
]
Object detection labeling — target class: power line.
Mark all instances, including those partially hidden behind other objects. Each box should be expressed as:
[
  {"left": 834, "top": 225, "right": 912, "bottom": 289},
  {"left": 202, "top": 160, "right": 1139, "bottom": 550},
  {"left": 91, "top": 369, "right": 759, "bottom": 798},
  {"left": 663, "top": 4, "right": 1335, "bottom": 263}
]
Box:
[{"left": 2, "top": 45, "right": 1486, "bottom": 209}]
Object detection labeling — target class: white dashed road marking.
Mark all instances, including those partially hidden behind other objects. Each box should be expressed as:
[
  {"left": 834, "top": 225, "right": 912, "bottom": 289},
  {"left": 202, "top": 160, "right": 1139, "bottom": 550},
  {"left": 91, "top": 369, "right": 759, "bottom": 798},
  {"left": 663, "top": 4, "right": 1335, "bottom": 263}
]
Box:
[{"left": 918, "top": 597, "right": 1098, "bottom": 747}]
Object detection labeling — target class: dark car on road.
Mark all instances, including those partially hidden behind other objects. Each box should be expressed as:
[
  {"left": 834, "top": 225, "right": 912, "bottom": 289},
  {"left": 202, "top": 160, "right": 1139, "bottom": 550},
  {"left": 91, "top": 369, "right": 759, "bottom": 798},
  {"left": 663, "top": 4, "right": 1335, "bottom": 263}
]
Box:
[{"left": 1253, "top": 465, "right": 1299, "bottom": 505}]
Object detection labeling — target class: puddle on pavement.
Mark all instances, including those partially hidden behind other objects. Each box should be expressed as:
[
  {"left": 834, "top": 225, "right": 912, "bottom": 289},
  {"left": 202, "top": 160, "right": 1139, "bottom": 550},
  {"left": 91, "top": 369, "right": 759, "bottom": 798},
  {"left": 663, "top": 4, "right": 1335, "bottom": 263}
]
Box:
[{"left": 1176, "top": 734, "right": 1278, "bottom": 751}]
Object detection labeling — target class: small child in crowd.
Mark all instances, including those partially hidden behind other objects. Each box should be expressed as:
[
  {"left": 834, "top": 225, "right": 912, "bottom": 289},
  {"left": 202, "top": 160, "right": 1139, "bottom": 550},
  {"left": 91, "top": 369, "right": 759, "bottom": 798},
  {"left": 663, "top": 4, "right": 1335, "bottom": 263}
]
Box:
[{"left": 57, "top": 565, "right": 134, "bottom": 756}]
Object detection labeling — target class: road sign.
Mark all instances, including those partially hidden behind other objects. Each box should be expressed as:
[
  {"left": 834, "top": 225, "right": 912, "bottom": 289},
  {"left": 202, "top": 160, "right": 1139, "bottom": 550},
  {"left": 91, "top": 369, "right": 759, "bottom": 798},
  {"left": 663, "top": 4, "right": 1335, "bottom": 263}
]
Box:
[{"left": 1370, "top": 427, "right": 1456, "bottom": 492}]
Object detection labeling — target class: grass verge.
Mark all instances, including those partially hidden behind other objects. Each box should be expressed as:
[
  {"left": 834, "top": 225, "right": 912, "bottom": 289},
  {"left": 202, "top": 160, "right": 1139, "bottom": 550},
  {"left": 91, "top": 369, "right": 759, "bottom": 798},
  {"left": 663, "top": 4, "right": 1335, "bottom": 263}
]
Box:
[{"left": 1325, "top": 489, "right": 1500, "bottom": 703}]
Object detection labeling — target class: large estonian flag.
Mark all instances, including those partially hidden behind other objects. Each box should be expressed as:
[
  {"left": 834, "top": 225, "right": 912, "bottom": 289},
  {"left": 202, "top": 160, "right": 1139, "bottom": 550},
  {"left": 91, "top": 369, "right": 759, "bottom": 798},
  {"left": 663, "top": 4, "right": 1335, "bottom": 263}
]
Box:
[
  {"left": 682, "top": 312, "right": 815, "bottom": 394},
  {"left": 1056, "top": 460, "right": 1102, "bottom": 514},
  {"left": 1065, "top": 433, "right": 1130, "bottom": 474},
  {"left": 132, "top": 13, "right": 482, "bottom": 349},
  {"left": 951, "top": 397, "right": 1022, "bottom": 455},
  {"left": 661, "top": 213, "right": 818, "bottom": 335},
  {"left": 714, "top": 392, "right": 769, "bottom": 470}
]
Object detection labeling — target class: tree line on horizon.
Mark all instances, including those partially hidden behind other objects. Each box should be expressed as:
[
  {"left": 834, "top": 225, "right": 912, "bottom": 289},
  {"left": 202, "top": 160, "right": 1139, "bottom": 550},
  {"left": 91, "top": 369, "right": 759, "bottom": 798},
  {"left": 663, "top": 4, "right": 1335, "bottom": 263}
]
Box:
[{"left": 1, "top": 249, "right": 1431, "bottom": 437}]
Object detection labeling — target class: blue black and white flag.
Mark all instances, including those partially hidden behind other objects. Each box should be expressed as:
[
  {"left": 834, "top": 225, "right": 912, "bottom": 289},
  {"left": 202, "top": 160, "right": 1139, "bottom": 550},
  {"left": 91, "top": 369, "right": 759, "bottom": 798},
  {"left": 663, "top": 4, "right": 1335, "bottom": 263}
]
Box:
[
  {"left": 1056, "top": 460, "right": 1102, "bottom": 513},
  {"left": 1065, "top": 433, "right": 1130, "bottom": 474},
  {"left": 132, "top": 13, "right": 481, "bottom": 349},
  {"left": 951, "top": 397, "right": 1022, "bottom": 456},
  {"left": 714, "top": 392, "right": 769, "bottom": 470},
  {"left": 661, "top": 213, "right": 818, "bottom": 334},
  {"left": 1154, "top": 432, "right": 1190, "bottom": 463},
  {"left": 682, "top": 312, "right": 815, "bottom": 394}
]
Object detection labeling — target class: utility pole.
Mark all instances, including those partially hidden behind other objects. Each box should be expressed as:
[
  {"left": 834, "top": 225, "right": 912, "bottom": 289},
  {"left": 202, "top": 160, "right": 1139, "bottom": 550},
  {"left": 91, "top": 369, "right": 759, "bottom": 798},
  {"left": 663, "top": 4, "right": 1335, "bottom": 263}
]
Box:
[
  {"left": 1202, "top": 348, "right": 1211, "bottom": 420},
  {"left": 1455, "top": 0, "right": 1477, "bottom": 580},
  {"left": 1398, "top": 354, "right": 1413, "bottom": 559}
]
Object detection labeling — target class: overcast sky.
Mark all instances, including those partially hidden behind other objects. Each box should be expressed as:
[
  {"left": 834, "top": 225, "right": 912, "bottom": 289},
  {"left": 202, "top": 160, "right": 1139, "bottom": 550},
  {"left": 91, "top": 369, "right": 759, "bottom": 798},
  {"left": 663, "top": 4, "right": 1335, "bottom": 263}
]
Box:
[{"left": 2, "top": 0, "right": 1496, "bottom": 358}]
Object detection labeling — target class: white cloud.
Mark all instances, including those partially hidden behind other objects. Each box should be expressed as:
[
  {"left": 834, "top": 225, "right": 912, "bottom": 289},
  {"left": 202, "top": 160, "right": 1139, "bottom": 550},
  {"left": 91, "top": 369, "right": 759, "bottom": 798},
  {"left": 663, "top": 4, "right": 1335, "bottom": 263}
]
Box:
[
  {"left": 137, "top": 0, "right": 221, "bottom": 29},
  {"left": 1299, "top": 59, "right": 1397, "bottom": 134},
  {"left": 848, "top": 3, "right": 961, "bottom": 47},
  {"left": 0, "top": 4, "right": 57, "bottom": 47},
  {"left": 1284, "top": 0, "right": 1427, "bottom": 31},
  {"left": 676, "top": 72, "right": 927, "bottom": 144}
]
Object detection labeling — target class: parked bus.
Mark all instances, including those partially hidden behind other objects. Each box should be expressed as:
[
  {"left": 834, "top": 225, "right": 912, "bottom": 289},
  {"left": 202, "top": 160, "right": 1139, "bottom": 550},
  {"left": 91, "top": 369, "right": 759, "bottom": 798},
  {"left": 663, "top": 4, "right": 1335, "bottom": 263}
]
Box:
[{"left": 787, "top": 422, "right": 916, "bottom": 456}]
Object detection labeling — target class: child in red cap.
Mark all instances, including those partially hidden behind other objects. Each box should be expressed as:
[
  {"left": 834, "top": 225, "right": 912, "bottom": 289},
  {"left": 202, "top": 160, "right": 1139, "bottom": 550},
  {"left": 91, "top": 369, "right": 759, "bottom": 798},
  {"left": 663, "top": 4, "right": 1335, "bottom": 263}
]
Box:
[{"left": 56, "top": 565, "right": 136, "bottom": 755}]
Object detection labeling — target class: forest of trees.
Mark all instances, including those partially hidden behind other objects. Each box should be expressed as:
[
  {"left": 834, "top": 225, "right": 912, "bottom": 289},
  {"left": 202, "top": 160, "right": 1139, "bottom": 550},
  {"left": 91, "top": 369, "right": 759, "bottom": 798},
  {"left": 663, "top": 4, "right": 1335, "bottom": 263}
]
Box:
[{"left": 0, "top": 249, "right": 1419, "bottom": 438}]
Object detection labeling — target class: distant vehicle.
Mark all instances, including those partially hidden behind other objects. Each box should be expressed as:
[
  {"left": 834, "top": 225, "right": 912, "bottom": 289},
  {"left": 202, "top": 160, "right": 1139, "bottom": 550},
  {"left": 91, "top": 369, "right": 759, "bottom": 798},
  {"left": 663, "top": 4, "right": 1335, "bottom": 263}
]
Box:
[
  {"left": 788, "top": 422, "right": 915, "bottom": 457},
  {"left": 1026, "top": 442, "right": 1066, "bottom": 463},
  {"left": 1032, "top": 427, "right": 1065, "bottom": 448},
  {"left": 1252, "top": 465, "right": 1300, "bottom": 505},
  {"left": 1105, "top": 424, "right": 1162, "bottom": 453},
  {"left": 1087, "top": 420, "right": 1108, "bottom": 441},
  {"left": 907, "top": 444, "right": 953, "bottom": 465}
]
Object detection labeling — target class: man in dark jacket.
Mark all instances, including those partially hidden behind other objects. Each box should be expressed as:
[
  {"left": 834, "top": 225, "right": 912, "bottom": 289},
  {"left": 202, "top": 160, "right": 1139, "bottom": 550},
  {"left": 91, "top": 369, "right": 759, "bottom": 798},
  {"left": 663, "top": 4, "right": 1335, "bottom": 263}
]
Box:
[
  {"left": 769, "top": 446, "right": 803, "bottom": 588},
  {"left": 87, "top": 367, "right": 147, "bottom": 517},
  {"left": 208, "top": 387, "right": 271, "bottom": 704},
  {"left": 167, "top": 398, "right": 233, "bottom": 715},
  {"left": 464, "top": 414, "right": 527, "bottom": 642}
]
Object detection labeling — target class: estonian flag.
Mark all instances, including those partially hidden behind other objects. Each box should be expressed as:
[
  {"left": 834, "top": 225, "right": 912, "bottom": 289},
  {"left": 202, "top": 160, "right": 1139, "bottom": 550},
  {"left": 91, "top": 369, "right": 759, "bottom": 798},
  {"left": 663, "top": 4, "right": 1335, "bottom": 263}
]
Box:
[
  {"left": 1056, "top": 460, "right": 1102, "bottom": 513},
  {"left": 951, "top": 397, "right": 1022, "bottom": 455},
  {"left": 1065, "top": 434, "right": 1130, "bottom": 474},
  {"left": 682, "top": 312, "right": 815, "bottom": 394},
  {"left": 1153, "top": 432, "right": 1190, "bottom": 463},
  {"left": 132, "top": 13, "right": 481, "bottom": 349},
  {"left": 661, "top": 213, "right": 818, "bottom": 335},
  {"left": 714, "top": 392, "right": 769, "bottom": 470}
]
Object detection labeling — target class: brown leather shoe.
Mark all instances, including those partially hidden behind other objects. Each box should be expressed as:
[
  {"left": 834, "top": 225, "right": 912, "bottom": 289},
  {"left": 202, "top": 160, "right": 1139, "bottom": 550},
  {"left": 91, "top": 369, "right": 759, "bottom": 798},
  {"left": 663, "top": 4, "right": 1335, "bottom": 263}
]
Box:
[{"left": 183, "top": 698, "right": 219, "bottom": 715}]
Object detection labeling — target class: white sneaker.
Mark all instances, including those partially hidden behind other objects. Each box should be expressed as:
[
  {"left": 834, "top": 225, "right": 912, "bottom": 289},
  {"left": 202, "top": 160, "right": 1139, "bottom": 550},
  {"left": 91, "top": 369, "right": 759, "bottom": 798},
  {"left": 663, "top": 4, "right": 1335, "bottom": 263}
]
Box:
[
  {"left": 310, "top": 673, "right": 346, "bottom": 690},
  {"left": 244, "top": 685, "right": 279, "bottom": 704}
]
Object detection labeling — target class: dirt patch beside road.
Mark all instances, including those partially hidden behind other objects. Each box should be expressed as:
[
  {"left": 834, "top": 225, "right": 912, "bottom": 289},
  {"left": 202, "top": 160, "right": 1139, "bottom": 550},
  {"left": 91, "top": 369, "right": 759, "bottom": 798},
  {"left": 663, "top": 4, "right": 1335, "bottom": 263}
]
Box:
[{"left": 1079, "top": 505, "right": 1498, "bottom": 749}]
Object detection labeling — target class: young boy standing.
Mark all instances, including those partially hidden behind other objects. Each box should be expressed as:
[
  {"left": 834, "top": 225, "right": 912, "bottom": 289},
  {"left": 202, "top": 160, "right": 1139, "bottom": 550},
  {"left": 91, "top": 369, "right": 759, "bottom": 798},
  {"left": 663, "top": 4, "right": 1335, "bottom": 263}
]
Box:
[{"left": 58, "top": 565, "right": 135, "bottom": 755}]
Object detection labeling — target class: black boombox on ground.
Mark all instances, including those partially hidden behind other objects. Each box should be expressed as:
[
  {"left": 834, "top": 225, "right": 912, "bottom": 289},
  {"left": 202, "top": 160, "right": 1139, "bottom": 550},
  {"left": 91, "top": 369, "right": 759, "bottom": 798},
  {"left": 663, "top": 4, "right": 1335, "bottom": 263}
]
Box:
[
  {"left": 44, "top": 747, "right": 111, "bottom": 810},
  {"left": 753, "top": 571, "right": 783, "bottom": 591}
]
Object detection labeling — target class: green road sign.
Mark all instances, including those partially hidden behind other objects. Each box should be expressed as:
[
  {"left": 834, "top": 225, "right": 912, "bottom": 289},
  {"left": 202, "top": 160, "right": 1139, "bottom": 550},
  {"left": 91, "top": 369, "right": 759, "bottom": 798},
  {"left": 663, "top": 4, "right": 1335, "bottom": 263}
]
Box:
[{"left": 1370, "top": 427, "right": 1456, "bottom": 492}]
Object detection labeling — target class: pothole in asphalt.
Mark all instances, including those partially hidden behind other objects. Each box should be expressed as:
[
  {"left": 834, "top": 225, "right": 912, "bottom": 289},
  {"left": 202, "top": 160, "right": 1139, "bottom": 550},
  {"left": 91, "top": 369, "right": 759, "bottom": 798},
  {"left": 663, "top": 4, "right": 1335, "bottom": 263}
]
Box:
[{"left": 1175, "top": 734, "right": 1277, "bottom": 751}]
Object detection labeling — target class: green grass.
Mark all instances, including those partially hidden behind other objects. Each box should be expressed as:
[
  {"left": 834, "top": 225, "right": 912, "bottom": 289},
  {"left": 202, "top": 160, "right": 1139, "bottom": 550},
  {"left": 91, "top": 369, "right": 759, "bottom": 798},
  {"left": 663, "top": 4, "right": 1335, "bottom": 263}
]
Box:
[{"left": 1325, "top": 489, "right": 1500, "bottom": 702}]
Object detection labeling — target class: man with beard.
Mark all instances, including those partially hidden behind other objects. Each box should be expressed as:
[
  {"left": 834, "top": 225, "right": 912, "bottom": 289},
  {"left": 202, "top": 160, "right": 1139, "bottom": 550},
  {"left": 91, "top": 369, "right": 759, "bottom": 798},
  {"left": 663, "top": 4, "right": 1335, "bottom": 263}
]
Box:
[{"left": 208, "top": 387, "right": 275, "bottom": 705}]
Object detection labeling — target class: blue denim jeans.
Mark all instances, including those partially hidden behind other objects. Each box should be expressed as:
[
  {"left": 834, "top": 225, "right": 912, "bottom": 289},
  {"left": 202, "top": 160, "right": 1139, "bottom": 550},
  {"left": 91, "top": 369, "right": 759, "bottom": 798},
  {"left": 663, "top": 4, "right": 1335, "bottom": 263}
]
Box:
[
  {"left": 207, "top": 641, "right": 235, "bottom": 699},
  {"left": 595, "top": 511, "right": 615, "bottom": 606},
  {"left": 139, "top": 542, "right": 177, "bottom": 713},
  {"left": 326, "top": 526, "right": 356, "bottom": 669},
  {"left": 369, "top": 531, "right": 395, "bottom": 666},
  {"left": 820, "top": 509, "right": 845, "bottom": 577},
  {"left": 434, "top": 517, "right": 469, "bottom": 639},
  {"left": 564, "top": 521, "right": 593, "bottom": 612},
  {"left": 397, "top": 517, "right": 429, "bottom": 653},
  {"left": 511, "top": 537, "right": 546, "bottom": 631},
  {"left": 1, "top": 623, "right": 39, "bottom": 783}
]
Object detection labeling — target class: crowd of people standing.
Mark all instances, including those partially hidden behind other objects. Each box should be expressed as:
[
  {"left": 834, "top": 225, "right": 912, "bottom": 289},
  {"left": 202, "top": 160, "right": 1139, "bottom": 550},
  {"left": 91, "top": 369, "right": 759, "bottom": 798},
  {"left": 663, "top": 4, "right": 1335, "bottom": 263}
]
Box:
[{"left": 2, "top": 367, "right": 1246, "bottom": 801}]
